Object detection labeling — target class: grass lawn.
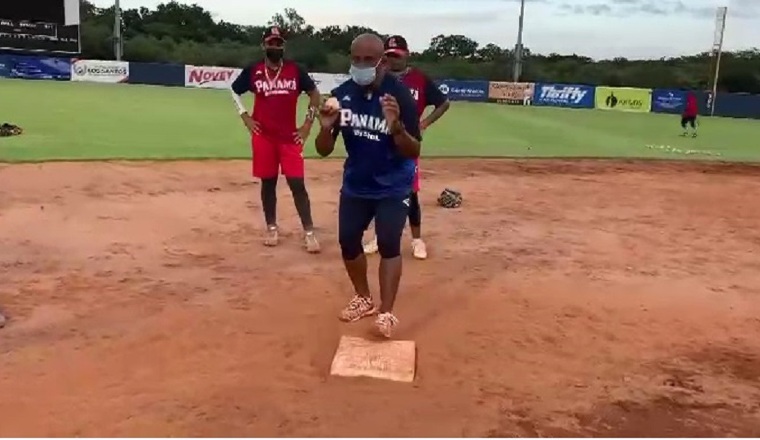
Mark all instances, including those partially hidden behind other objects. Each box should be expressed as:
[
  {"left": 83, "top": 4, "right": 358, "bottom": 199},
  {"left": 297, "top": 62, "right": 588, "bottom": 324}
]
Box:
[{"left": 1, "top": 78, "right": 759, "bottom": 162}]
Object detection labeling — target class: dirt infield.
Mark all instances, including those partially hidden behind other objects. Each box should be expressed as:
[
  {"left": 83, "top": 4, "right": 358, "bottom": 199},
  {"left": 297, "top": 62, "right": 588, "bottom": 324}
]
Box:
[{"left": 1, "top": 158, "right": 760, "bottom": 436}]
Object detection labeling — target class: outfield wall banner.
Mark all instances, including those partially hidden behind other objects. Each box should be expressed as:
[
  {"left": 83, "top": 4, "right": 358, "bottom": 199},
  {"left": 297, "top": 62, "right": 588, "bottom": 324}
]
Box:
[
  {"left": 129, "top": 62, "right": 185, "bottom": 86},
  {"left": 1, "top": 55, "right": 71, "bottom": 80},
  {"left": 436, "top": 80, "right": 489, "bottom": 102},
  {"left": 713, "top": 92, "right": 760, "bottom": 120},
  {"left": 651, "top": 89, "right": 686, "bottom": 114},
  {"left": 310, "top": 72, "right": 350, "bottom": 94},
  {"left": 488, "top": 81, "right": 534, "bottom": 105},
  {"left": 0, "top": 55, "right": 10, "bottom": 78},
  {"left": 533, "top": 84, "right": 595, "bottom": 108},
  {"left": 595, "top": 86, "right": 652, "bottom": 112},
  {"left": 71, "top": 59, "right": 129, "bottom": 83},
  {"left": 185, "top": 65, "right": 242, "bottom": 89}
]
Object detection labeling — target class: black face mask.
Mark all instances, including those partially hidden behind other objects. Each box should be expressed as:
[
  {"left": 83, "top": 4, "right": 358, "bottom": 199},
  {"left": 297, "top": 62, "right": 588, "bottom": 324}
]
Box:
[{"left": 265, "top": 48, "right": 284, "bottom": 63}]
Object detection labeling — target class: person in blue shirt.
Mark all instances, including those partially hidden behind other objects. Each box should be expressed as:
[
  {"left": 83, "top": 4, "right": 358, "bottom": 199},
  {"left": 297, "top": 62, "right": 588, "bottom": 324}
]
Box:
[{"left": 315, "top": 33, "right": 421, "bottom": 338}]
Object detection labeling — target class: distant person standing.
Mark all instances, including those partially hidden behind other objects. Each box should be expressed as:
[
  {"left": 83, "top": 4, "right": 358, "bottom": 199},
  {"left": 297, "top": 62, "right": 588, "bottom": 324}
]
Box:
[
  {"left": 362, "top": 34, "right": 450, "bottom": 260},
  {"left": 230, "top": 27, "right": 322, "bottom": 252},
  {"left": 681, "top": 90, "right": 698, "bottom": 137}
]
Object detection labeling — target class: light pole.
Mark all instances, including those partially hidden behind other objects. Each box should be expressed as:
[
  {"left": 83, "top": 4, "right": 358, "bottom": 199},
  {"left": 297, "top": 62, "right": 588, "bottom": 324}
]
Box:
[
  {"left": 512, "top": 0, "right": 525, "bottom": 82},
  {"left": 709, "top": 6, "right": 727, "bottom": 116},
  {"left": 114, "top": 0, "right": 123, "bottom": 60}
]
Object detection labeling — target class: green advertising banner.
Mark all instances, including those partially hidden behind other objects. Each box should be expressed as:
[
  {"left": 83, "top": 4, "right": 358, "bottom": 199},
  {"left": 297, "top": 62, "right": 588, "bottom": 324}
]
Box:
[{"left": 595, "top": 86, "right": 652, "bottom": 112}]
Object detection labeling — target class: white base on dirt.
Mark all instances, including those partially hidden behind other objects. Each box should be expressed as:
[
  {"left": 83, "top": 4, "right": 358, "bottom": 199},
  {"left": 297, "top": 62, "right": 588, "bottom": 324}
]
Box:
[{"left": 330, "top": 335, "right": 416, "bottom": 383}]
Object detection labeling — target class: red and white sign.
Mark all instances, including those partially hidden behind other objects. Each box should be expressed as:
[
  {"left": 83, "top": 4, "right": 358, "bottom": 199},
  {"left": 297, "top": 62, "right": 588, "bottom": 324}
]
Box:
[{"left": 184, "top": 65, "right": 242, "bottom": 89}]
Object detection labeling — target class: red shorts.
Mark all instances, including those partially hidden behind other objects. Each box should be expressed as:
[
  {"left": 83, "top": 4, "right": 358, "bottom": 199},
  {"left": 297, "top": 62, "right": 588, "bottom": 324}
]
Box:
[
  {"left": 251, "top": 133, "right": 304, "bottom": 179},
  {"left": 412, "top": 158, "right": 420, "bottom": 193}
]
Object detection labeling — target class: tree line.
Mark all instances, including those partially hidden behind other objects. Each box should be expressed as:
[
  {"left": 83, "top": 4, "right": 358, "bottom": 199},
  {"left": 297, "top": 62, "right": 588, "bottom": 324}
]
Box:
[{"left": 79, "top": 0, "right": 760, "bottom": 93}]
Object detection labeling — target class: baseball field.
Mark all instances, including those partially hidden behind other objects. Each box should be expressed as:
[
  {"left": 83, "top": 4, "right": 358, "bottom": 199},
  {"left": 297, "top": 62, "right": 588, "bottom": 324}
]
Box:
[{"left": 2, "top": 78, "right": 760, "bottom": 436}]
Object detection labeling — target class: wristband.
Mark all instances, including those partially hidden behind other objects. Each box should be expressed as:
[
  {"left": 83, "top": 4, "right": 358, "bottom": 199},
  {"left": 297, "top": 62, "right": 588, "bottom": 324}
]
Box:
[{"left": 306, "top": 106, "right": 317, "bottom": 121}]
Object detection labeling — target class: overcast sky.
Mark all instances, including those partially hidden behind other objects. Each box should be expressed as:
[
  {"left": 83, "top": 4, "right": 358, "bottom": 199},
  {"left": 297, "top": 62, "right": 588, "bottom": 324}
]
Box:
[{"left": 91, "top": 0, "right": 757, "bottom": 59}]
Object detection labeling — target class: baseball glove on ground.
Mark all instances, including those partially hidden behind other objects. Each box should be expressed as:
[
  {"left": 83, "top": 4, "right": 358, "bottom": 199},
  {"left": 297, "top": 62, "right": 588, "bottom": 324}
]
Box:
[
  {"left": 0, "top": 123, "right": 23, "bottom": 137},
  {"left": 437, "top": 188, "right": 462, "bottom": 208}
]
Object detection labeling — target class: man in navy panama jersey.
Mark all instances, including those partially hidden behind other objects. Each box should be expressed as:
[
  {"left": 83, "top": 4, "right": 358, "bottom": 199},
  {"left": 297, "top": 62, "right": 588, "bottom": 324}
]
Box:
[{"left": 315, "top": 33, "right": 421, "bottom": 338}]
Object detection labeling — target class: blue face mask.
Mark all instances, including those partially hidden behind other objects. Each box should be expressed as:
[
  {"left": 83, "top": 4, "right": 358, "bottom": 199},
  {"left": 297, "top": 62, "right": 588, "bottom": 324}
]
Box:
[{"left": 349, "top": 62, "right": 379, "bottom": 86}]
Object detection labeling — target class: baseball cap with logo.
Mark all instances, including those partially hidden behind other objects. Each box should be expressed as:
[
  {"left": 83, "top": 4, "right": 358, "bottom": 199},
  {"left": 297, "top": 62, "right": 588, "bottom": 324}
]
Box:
[
  {"left": 263, "top": 27, "right": 285, "bottom": 44},
  {"left": 384, "top": 35, "right": 409, "bottom": 56}
]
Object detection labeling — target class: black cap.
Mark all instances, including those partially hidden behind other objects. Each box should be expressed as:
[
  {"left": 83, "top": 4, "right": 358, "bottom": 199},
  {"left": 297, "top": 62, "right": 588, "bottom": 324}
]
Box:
[
  {"left": 384, "top": 35, "right": 409, "bottom": 55},
  {"left": 263, "top": 26, "right": 285, "bottom": 43}
]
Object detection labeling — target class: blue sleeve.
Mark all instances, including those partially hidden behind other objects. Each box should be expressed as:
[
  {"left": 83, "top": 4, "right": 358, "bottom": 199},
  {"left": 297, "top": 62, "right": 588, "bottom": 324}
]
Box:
[
  {"left": 231, "top": 66, "right": 252, "bottom": 95},
  {"left": 394, "top": 85, "right": 421, "bottom": 141},
  {"left": 297, "top": 64, "right": 317, "bottom": 93},
  {"left": 423, "top": 73, "right": 447, "bottom": 107}
]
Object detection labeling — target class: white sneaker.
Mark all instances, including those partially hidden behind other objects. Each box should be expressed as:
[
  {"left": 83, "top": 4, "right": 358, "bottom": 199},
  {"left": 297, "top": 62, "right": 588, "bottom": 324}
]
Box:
[
  {"left": 411, "top": 238, "right": 427, "bottom": 260},
  {"left": 264, "top": 225, "right": 279, "bottom": 247},
  {"left": 363, "top": 236, "right": 378, "bottom": 254},
  {"left": 374, "top": 312, "right": 399, "bottom": 338}
]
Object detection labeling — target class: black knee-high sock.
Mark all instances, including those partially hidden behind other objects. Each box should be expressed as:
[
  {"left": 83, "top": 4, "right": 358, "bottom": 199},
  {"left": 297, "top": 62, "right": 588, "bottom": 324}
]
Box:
[
  {"left": 286, "top": 177, "right": 313, "bottom": 230},
  {"left": 261, "top": 177, "right": 278, "bottom": 226}
]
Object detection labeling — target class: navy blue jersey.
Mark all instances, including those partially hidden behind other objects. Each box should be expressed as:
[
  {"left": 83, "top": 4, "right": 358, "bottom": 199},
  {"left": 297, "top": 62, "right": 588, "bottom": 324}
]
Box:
[{"left": 331, "top": 74, "right": 421, "bottom": 199}]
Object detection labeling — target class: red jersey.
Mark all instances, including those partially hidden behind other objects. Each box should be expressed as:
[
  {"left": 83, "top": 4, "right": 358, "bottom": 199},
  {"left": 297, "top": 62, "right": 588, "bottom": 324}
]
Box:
[
  {"left": 683, "top": 92, "right": 698, "bottom": 117},
  {"left": 231, "top": 60, "right": 316, "bottom": 141},
  {"left": 398, "top": 67, "right": 447, "bottom": 117}
]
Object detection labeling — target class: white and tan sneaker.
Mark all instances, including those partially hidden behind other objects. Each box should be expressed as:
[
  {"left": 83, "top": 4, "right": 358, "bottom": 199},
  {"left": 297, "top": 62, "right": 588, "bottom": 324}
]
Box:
[
  {"left": 304, "top": 230, "right": 321, "bottom": 253},
  {"left": 374, "top": 312, "right": 399, "bottom": 338},
  {"left": 338, "top": 295, "right": 377, "bottom": 322},
  {"left": 264, "top": 225, "right": 279, "bottom": 247},
  {"left": 411, "top": 238, "right": 427, "bottom": 260},
  {"left": 363, "top": 236, "right": 379, "bottom": 254}
]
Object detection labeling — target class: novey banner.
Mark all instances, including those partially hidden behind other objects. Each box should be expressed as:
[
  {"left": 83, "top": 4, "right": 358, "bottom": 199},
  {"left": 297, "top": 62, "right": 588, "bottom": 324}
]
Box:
[{"left": 185, "top": 65, "right": 241, "bottom": 89}]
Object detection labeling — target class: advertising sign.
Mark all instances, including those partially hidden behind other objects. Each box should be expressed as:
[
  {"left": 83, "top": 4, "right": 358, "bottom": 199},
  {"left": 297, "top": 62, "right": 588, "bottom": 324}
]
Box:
[
  {"left": 185, "top": 65, "right": 241, "bottom": 89},
  {"left": 533, "top": 84, "right": 595, "bottom": 108},
  {"left": 310, "top": 72, "right": 350, "bottom": 94},
  {"left": 3, "top": 55, "right": 71, "bottom": 80},
  {"left": 436, "top": 80, "right": 489, "bottom": 102},
  {"left": 488, "top": 81, "right": 534, "bottom": 105},
  {"left": 595, "top": 86, "right": 652, "bottom": 112},
  {"left": 71, "top": 59, "right": 128, "bottom": 83},
  {"left": 651, "top": 89, "right": 686, "bottom": 114}
]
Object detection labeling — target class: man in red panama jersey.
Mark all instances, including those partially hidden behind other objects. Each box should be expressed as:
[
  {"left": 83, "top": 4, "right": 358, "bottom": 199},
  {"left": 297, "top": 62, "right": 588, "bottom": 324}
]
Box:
[
  {"left": 231, "top": 27, "right": 322, "bottom": 252},
  {"left": 363, "top": 34, "right": 450, "bottom": 260}
]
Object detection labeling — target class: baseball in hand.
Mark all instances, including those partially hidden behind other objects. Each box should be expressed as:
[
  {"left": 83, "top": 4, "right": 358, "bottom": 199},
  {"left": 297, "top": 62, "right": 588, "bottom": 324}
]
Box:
[{"left": 324, "top": 97, "right": 340, "bottom": 110}]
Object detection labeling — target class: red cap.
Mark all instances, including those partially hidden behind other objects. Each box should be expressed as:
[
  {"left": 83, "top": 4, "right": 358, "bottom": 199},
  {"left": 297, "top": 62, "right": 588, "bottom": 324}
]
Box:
[
  {"left": 263, "top": 27, "right": 285, "bottom": 44},
  {"left": 384, "top": 35, "right": 409, "bottom": 55}
]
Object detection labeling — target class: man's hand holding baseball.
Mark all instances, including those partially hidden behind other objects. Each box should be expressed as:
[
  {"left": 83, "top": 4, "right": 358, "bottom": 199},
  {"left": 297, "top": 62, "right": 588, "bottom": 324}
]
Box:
[
  {"left": 319, "top": 98, "right": 340, "bottom": 128},
  {"left": 315, "top": 98, "right": 339, "bottom": 157}
]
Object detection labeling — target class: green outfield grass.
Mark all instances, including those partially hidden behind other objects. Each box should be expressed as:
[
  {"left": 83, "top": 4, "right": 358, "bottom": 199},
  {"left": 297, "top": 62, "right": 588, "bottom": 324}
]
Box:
[{"left": 1, "top": 78, "right": 759, "bottom": 162}]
